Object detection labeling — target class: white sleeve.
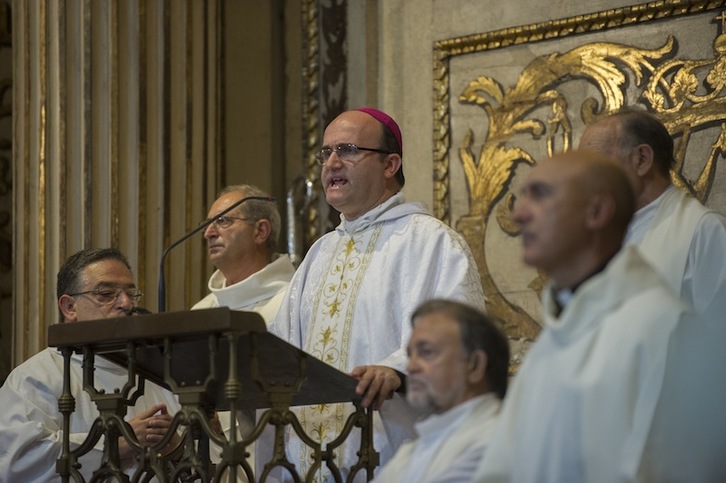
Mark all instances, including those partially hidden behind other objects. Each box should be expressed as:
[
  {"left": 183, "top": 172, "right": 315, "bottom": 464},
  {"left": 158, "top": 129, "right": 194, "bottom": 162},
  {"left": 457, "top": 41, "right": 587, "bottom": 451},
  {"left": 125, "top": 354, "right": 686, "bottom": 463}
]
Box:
[
  {"left": 683, "top": 211, "right": 726, "bottom": 321},
  {"left": 0, "top": 364, "right": 103, "bottom": 481}
]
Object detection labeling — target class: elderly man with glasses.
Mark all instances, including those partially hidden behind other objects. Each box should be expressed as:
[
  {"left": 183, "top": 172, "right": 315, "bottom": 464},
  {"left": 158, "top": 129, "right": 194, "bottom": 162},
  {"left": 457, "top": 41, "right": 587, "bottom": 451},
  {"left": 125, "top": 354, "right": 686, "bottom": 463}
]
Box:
[
  {"left": 265, "top": 108, "right": 485, "bottom": 481},
  {"left": 191, "top": 185, "right": 296, "bottom": 480},
  {"left": 0, "top": 248, "right": 181, "bottom": 481},
  {"left": 192, "top": 184, "right": 295, "bottom": 319}
]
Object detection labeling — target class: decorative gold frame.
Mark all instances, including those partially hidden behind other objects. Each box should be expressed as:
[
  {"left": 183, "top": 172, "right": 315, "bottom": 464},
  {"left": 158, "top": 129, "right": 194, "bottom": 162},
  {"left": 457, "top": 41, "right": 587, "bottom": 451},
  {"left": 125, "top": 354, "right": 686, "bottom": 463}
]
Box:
[{"left": 433, "top": 1, "right": 726, "bottom": 346}]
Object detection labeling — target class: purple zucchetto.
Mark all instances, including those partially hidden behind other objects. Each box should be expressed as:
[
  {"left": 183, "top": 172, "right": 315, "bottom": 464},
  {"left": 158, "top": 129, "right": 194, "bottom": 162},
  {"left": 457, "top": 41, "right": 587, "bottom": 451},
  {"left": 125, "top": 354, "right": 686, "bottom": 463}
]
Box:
[
  {"left": 355, "top": 107, "right": 403, "bottom": 156},
  {"left": 355, "top": 107, "right": 405, "bottom": 185}
]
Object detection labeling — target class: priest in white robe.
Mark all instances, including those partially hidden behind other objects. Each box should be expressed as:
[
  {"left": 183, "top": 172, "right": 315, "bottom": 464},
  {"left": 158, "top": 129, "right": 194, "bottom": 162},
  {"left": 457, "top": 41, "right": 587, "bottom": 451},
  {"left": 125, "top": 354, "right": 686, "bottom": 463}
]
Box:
[
  {"left": 266, "top": 108, "right": 485, "bottom": 482},
  {"left": 474, "top": 151, "right": 691, "bottom": 482},
  {"left": 636, "top": 316, "right": 726, "bottom": 480},
  {"left": 374, "top": 299, "right": 508, "bottom": 483},
  {"left": 192, "top": 185, "right": 295, "bottom": 318},
  {"left": 0, "top": 347, "right": 180, "bottom": 481},
  {"left": 192, "top": 185, "right": 295, "bottom": 481},
  {"left": 0, "top": 248, "right": 182, "bottom": 481},
  {"left": 579, "top": 108, "right": 726, "bottom": 324}
]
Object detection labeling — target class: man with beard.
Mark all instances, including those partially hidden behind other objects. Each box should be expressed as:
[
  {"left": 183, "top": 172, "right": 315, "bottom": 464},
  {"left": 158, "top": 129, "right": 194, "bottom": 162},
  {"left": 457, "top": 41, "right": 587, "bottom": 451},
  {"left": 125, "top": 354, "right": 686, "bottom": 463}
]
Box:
[{"left": 374, "top": 299, "right": 509, "bottom": 483}]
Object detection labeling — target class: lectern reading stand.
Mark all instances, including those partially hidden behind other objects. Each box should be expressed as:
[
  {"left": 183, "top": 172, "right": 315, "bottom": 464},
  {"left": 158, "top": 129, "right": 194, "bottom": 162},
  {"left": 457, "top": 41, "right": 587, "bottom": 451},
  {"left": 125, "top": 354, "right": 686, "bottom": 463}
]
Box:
[{"left": 48, "top": 307, "right": 378, "bottom": 482}]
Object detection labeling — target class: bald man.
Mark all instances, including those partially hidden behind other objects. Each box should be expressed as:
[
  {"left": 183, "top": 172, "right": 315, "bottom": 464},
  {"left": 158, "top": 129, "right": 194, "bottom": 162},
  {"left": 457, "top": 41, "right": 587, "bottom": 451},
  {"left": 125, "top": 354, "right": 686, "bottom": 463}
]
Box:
[
  {"left": 474, "top": 151, "right": 691, "bottom": 482},
  {"left": 267, "top": 108, "right": 485, "bottom": 481}
]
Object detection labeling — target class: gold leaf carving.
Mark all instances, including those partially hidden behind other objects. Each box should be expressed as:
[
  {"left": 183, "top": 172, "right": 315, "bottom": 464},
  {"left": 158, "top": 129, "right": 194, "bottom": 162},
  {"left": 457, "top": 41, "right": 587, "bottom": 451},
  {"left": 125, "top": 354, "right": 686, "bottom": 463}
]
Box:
[{"left": 434, "top": 4, "right": 726, "bottom": 345}]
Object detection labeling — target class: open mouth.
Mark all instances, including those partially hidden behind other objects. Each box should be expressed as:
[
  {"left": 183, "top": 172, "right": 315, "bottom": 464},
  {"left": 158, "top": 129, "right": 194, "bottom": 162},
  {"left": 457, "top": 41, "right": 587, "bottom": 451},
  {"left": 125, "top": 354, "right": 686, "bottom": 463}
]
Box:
[{"left": 328, "top": 176, "right": 348, "bottom": 188}]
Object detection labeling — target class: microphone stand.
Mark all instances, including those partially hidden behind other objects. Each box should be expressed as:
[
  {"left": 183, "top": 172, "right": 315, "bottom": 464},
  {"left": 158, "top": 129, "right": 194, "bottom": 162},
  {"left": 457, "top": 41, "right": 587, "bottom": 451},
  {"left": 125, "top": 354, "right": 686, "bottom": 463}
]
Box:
[{"left": 157, "top": 196, "right": 276, "bottom": 312}]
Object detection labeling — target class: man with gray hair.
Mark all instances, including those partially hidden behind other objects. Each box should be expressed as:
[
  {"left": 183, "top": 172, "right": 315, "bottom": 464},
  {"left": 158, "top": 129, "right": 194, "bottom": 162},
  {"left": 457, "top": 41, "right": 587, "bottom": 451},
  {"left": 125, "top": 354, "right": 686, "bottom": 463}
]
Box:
[
  {"left": 375, "top": 299, "right": 509, "bottom": 483},
  {"left": 192, "top": 184, "right": 295, "bottom": 319},
  {"left": 193, "top": 185, "right": 296, "bottom": 480},
  {"left": 579, "top": 108, "right": 726, "bottom": 323}
]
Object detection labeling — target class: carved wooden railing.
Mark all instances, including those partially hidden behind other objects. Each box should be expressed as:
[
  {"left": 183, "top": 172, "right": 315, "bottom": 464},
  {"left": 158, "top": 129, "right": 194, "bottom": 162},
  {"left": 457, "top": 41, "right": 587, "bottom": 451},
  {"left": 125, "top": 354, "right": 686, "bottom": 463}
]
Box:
[{"left": 48, "top": 308, "right": 377, "bottom": 482}]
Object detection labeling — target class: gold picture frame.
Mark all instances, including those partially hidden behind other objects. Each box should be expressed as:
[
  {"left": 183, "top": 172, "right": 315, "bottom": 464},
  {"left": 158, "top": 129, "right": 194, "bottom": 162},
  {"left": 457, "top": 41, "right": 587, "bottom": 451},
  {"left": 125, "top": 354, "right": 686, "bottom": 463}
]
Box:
[{"left": 433, "top": 1, "right": 726, "bottom": 352}]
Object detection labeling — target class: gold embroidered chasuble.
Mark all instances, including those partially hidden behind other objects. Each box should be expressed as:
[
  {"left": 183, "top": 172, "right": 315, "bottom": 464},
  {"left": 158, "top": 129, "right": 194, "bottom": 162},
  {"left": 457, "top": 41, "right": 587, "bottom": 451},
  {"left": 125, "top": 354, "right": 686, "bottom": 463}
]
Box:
[
  {"left": 297, "top": 225, "right": 383, "bottom": 477},
  {"left": 264, "top": 193, "right": 486, "bottom": 482}
]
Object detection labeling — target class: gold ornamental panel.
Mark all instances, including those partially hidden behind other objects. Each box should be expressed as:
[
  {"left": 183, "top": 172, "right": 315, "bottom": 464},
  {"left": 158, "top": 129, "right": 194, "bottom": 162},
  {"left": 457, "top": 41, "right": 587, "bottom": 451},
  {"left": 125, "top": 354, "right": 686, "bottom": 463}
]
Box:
[{"left": 433, "top": 1, "right": 726, "bottom": 366}]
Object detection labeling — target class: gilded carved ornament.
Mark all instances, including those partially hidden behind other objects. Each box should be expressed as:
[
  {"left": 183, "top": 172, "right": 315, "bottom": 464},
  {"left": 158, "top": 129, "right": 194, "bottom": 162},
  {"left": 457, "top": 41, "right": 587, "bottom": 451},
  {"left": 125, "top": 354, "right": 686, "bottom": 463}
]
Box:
[{"left": 434, "top": 5, "right": 726, "bottom": 370}]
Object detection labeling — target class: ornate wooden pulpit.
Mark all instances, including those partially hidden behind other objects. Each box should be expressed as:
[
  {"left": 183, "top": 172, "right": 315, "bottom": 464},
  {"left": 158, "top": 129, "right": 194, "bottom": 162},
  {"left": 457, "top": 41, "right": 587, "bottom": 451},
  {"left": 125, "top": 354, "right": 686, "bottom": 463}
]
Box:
[{"left": 47, "top": 307, "right": 377, "bottom": 482}]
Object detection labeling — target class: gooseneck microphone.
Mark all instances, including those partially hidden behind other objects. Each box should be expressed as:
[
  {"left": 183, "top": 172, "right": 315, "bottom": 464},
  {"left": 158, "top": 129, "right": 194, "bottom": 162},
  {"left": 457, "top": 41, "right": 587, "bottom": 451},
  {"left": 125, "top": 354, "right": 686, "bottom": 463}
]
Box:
[{"left": 157, "top": 196, "right": 276, "bottom": 312}]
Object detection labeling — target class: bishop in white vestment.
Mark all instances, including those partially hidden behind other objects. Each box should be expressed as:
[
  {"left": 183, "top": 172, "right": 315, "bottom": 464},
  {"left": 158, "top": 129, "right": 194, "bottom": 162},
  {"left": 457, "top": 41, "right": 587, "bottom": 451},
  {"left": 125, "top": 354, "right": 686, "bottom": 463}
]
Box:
[
  {"left": 269, "top": 193, "right": 485, "bottom": 481},
  {"left": 266, "top": 108, "right": 485, "bottom": 482}
]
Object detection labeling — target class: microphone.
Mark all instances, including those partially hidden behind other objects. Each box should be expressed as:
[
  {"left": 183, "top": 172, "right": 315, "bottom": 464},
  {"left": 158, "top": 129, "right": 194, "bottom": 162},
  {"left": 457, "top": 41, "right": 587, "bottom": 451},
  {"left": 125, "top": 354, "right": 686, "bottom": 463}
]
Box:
[{"left": 157, "top": 196, "right": 276, "bottom": 312}]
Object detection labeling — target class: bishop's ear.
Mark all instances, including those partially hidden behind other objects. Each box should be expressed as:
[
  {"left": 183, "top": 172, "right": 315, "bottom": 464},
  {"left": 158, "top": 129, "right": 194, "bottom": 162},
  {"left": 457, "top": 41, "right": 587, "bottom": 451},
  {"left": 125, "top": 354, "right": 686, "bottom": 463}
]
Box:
[{"left": 383, "top": 153, "right": 403, "bottom": 181}]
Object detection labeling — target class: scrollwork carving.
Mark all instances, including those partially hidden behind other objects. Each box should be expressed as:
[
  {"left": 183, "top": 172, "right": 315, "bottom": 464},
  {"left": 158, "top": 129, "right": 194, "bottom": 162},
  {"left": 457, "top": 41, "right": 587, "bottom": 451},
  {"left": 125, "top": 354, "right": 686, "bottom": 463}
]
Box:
[{"left": 434, "top": 3, "right": 726, "bottom": 349}]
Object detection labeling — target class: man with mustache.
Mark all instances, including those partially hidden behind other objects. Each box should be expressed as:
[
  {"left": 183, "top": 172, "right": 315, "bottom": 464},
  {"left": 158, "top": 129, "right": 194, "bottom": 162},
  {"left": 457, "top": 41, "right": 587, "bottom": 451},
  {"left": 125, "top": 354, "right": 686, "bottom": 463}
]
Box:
[{"left": 374, "top": 299, "right": 508, "bottom": 483}]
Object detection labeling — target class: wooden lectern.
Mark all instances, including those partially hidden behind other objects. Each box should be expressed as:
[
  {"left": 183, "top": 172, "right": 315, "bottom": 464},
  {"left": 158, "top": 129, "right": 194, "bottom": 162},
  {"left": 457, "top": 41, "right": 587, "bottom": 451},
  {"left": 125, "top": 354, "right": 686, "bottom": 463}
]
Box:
[{"left": 48, "top": 307, "right": 378, "bottom": 482}]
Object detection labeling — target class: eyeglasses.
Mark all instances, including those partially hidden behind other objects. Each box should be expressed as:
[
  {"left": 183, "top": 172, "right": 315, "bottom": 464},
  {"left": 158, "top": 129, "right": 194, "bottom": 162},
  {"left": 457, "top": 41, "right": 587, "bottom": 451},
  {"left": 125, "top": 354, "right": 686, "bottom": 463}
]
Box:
[
  {"left": 314, "top": 143, "right": 392, "bottom": 165},
  {"left": 69, "top": 288, "right": 143, "bottom": 305},
  {"left": 198, "top": 215, "right": 249, "bottom": 229}
]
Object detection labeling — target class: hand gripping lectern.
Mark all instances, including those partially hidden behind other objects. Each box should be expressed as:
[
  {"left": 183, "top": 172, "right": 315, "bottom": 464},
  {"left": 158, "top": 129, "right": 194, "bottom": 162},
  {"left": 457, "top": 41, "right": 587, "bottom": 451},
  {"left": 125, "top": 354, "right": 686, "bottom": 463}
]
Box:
[{"left": 48, "top": 307, "right": 378, "bottom": 482}]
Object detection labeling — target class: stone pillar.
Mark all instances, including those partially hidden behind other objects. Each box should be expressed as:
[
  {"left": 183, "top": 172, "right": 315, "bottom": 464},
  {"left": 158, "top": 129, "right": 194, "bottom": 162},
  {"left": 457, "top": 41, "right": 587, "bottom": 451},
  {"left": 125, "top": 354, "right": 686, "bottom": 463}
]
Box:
[{"left": 12, "top": 0, "right": 222, "bottom": 363}]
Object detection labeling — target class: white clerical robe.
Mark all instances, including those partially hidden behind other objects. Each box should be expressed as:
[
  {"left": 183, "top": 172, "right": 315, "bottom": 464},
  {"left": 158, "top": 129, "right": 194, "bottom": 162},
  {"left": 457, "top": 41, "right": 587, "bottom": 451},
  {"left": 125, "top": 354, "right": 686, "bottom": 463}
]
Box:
[
  {"left": 637, "top": 318, "right": 726, "bottom": 480},
  {"left": 626, "top": 185, "right": 726, "bottom": 323},
  {"left": 192, "top": 253, "right": 295, "bottom": 482},
  {"left": 0, "top": 347, "right": 180, "bottom": 482},
  {"left": 191, "top": 253, "right": 295, "bottom": 320},
  {"left": 474, "top": 246, "right": 689, "bottom": 483},
  {"left": 374, "top": 394, "right": 501, "bottom": 483},
  {"left": 267, "top": 192, "right": 486, "bottom": 482}
]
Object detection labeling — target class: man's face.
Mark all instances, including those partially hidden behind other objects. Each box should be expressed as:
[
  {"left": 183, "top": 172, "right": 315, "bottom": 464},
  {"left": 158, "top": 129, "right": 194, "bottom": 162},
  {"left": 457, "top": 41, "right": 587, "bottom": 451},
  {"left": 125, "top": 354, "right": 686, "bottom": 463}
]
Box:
[
  {"left": 64, "top": 259, "right": 137, "bottom": 322},
  {"left": 406, "top": 313, "right": 472, "bottom": 414},
  {"left": 320, "top": 111, "right": 392, "bottom": 220},
  {"left": 203, "top": 192, "right": 256, "bottom": 274},
  {"left": 511, "top": 158, "right": 590, "bottom": 276}
]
